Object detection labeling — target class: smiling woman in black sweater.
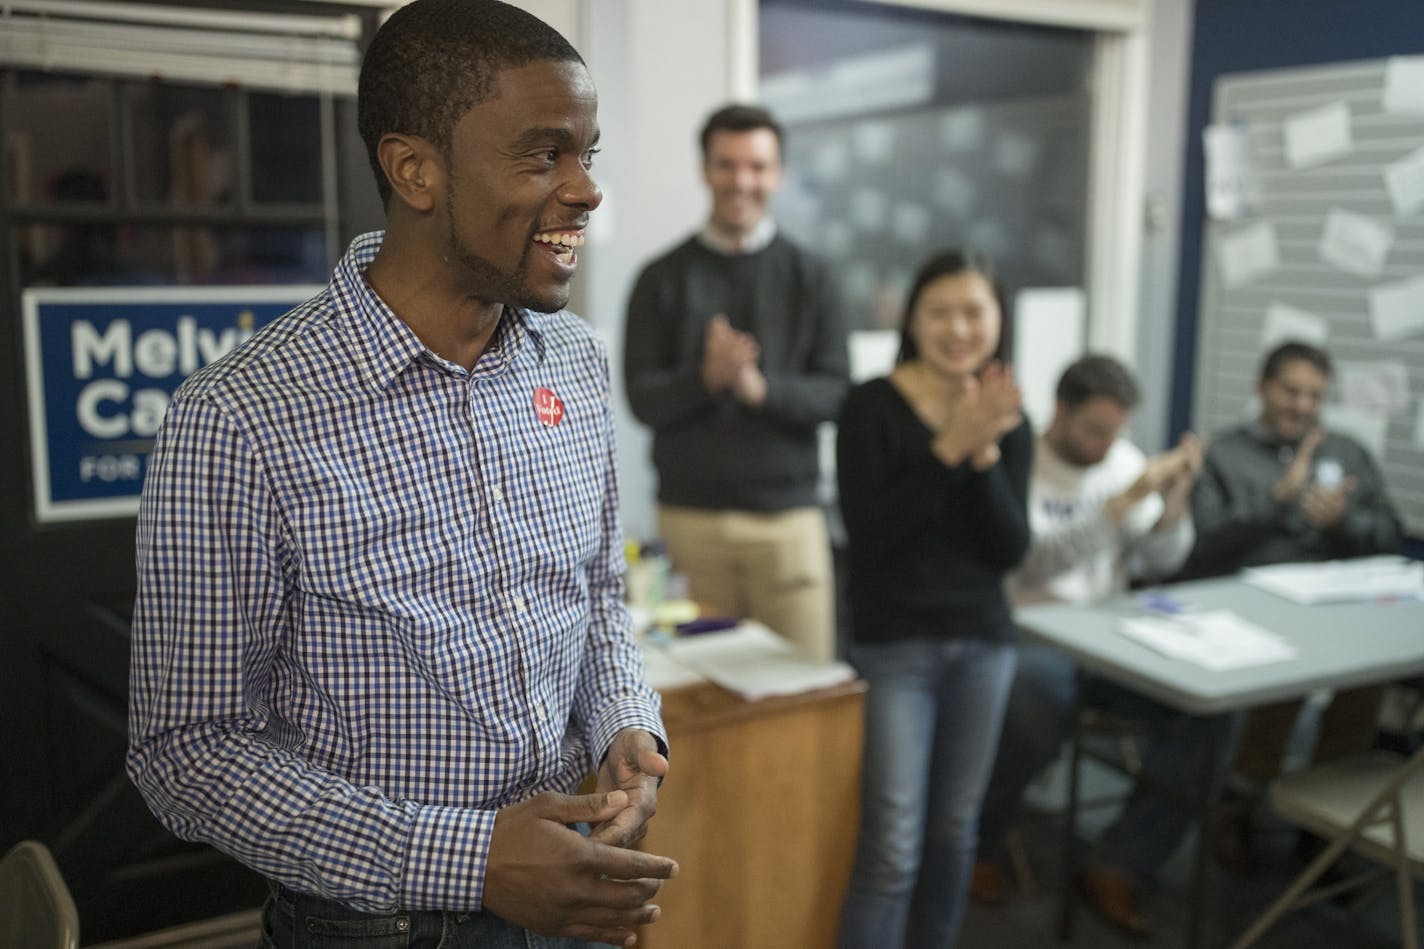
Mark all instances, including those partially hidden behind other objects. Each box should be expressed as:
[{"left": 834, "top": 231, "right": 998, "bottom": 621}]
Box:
[{"left": 836, "top": 250, "right": 1031, "bottom": 949}]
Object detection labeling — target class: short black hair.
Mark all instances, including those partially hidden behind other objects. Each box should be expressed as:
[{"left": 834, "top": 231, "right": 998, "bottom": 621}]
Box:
[
  {"left": 357, "top": 0, "right": 584, "bottom": 204},
  {"left": 699, "top": 103, "right": 784, "bottom": 160},
  {"left": 1056, "top": 354, "right": 1140, "bottom": 410},
  {"left": 895, "top": 250, "right": 1011, "bottom": 366},
  {"left": 1260, "top": 340, "right": 1332, "bottom": 382}
]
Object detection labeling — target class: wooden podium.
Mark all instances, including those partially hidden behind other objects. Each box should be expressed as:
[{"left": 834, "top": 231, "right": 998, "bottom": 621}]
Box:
[{"left": 636, "top": 678, "right": 866, "bottom": 949}]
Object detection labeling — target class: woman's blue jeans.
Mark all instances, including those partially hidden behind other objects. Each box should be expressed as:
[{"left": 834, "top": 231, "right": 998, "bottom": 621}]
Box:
[{"left": 838, "top": 636, "right": 1016, "bottom": 949}]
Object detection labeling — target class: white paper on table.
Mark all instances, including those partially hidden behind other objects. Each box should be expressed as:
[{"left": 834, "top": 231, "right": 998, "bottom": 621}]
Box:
[
  {"left": 1262, "top": 302, "right": 1329, "bottom": 350},
  {"left": 1241, "top": 556, "right": 1424, "bottom": 605},
  {"left": 1118, "top": 610, "right": 1296, "bottom": 671},
  {"left": 1384, "top": 145, "right": 1424, "bottom": 218},
  {"left": 1369, "top": 274, "right": 1424, "bottom": 341},
  {"left": 1338, "top": 360, "right": 1411, "bottom": 414},
  {"left": 1204, "top": 122, "right": 1261, "bottom": 221},
  {"left": 1012, "top": 288, "right": 1086, "bottom": 430},
  {"left": 1319, "top": 209, "right": 1393, "bottom": 277},
  {"left": 1283, "top": 102, "right": 1353, "bottom": 169},
  {"left": 849, "top": 330, "right": 900, "bottom": 383},
  {"left": 1321, "top": 403, "right": 1390, "bottom": 461},
  {"left": 663, "top": 621, "right": 857, "bottom": 701},
  {"left": 638, "top": 642, "right": 708, "bottom": 691},
  {"left": 1384, "top": 56, "right": 1424, "bottom": 116},
  {"left": 1216, "top": 221, "right": 1279, "bottom": 288}
]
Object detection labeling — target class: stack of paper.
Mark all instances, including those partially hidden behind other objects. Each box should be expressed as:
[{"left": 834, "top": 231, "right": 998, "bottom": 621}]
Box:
[
  {"left": 1118, "top": 610, "right": 1296, "bottom": 671},
  {"left": 661, "top": 621, "right": 857, "bottom": 701},
  {"left": 1241, "top": 556, "right": 1424, "bottom": 605},
  {"left": 638, "top": 641, "right": 708, "bottom": 692}
]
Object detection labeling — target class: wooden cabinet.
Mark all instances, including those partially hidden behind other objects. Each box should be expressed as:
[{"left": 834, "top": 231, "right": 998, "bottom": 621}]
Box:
[{"left": 638, "top": 679, "right": 866, "bottom": 949}]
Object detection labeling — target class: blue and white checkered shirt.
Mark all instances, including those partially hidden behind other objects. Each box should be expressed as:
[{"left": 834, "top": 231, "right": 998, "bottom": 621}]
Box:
[{"left": 127, "top": 231, "right": 664, "bottom": 914}]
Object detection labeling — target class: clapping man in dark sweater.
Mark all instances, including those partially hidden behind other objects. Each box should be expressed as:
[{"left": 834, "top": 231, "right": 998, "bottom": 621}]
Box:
[{"left": 623, "top": 103, "right": 849, "bottom": 661}]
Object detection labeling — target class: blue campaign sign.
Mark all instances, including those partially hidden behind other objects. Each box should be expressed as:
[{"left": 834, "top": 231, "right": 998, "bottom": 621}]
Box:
[{"left": 22, "top": 285, "right": 323, "bottom": 523}]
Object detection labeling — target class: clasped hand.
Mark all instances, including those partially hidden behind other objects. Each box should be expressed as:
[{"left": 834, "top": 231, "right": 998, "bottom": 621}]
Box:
[
  {"left": 1272, "top": 428, "right": 1354, "bottom": 528},
  {"left": 482, "top": 730, "right": 675, "bottom": 946},
  {"left": 1107, "top": 432, "right": 1203, "bottom": 526},
  {"left": 930, "top": 362, "right": 1023, "bottom": 470},
  {"left": 701, "top": 315, "right": 766, "bottom": 405}
]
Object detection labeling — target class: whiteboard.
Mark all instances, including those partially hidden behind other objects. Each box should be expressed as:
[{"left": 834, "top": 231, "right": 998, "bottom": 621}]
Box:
[{"left": 1194, "top": 56, "right": 1424, "bottom": 537}]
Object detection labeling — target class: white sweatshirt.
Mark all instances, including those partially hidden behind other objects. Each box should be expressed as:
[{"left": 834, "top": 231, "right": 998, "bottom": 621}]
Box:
[{"left": 1008, "top": 434, "right": 1195, "bottom": 606}]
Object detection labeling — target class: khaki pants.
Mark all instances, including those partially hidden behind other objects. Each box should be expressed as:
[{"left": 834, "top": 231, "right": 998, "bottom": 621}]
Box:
[{"left": 657, "top": 505, "right": 836, "bottom": 662}]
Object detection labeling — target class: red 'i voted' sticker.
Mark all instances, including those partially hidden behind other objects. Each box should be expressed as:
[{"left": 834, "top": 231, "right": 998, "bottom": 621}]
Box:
[{"left": 533, "top": 387, "right": 565, "bottom": 427}]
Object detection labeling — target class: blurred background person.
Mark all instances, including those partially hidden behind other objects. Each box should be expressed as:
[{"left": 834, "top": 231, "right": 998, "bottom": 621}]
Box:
[
  {"left": 623, "top": 103, "right": 849, "bottom": 661},
  {"left": 1188, "top": 340, "right": 1403, "bottom": 873},
  {"left": 835, "top": 250, "right": 1030, "bottom": 948},
  {"left": 973, "top": 354, "right": 1207, "bottom": 937}
]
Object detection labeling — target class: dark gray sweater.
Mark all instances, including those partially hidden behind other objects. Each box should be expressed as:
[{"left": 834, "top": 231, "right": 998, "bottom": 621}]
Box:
[
  {"left": 1185, "top": 422, "right": 1403, "bottom": 577},
  {"left": 623, "top": 233, "right": 849, "bottom": 511}
]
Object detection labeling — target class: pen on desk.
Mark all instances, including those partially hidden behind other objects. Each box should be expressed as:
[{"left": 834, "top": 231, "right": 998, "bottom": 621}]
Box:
[{"left": 1137, "top": 590, "right": 1186, "bottom": 614}]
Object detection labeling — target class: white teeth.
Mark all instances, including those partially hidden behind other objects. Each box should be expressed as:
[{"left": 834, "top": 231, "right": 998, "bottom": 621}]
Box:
[{"left": 534, "top": 232, "right": 584, "bottom": 247}]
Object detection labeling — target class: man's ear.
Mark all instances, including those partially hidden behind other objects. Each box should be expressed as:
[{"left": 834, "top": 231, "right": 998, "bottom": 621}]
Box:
[{"left": 377, "top": 132, "right": 439, "bottom": 213}]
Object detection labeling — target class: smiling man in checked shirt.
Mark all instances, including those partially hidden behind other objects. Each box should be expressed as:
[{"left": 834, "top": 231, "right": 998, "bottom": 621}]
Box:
[{"left": 126, "top": 2, "right": 675, "bottom": 947}]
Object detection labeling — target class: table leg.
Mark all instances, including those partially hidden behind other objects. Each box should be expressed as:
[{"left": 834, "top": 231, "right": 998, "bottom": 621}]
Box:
[
  {"left": 1189, "top": 713, "right": 1230, "bottom": 949},
  {"left": 1057, "top": 668, "right": 1085, "bottom": 942}
]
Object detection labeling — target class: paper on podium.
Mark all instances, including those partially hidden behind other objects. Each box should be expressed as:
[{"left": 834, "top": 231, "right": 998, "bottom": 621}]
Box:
[
  {"left": 638, "top": 641, "right": 708, "bottom": 692},
  {"left": 1118, "top": 610, "right": 1296, "bottom": 671},
  {"left": 1241, "top": 556, "right": 1424, "bottom": 605},
  {"left": 661, "top": 621, "right": 857, "bottom": 701}
]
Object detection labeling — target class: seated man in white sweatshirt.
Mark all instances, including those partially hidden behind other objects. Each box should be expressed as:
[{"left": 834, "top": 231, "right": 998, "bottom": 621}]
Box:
[{"left": 973, "top": 354, "right": 1208, "bottom": 937}]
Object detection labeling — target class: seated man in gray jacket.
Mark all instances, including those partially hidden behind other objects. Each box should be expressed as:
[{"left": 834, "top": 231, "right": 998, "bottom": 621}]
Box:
[{"left": 1188, "top": 340, "right": 1404, "bottom": 871}]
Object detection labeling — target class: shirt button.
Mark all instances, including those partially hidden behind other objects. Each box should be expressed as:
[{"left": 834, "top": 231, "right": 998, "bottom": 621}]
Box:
[
  {"left": 511, "top": 594, "right": 526, "bottom": 612},
  {"left": 490, "top": 485, "right": 504, "bottom": 502}
]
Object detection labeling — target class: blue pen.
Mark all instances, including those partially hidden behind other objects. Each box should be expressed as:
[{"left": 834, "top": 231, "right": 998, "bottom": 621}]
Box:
[{"left": 1137, "top": 591, "right": 1185, "bottom": 614}]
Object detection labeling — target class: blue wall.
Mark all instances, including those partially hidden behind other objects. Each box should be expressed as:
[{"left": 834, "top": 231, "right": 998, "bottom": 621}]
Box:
[{"left": 1172, "top": 0, "right": 1424, "bottom": 555}]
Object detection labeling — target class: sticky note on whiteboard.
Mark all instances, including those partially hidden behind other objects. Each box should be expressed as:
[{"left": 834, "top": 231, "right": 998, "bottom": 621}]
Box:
[
  {"left": 1384, "top": 57, "right": 1424, "bottom": 115},
  {"left": 1319, "top": 209, "right": 1392, "bottom": 278},
  {"left": 1369, "top": 274, "right": 1424, "bottom": 341},
  {"left": 1217, "top": 222, "right": 1279, "bottom": 288},
  {"left": 1283, "top": 102, "right": 1352, "bottom": 169},
  {"left": 1384, "top": 146, "right": 1424, "bottom": 218},
  {"left": 1262, "top": 302, "right": 1329, "bottom": 350}
]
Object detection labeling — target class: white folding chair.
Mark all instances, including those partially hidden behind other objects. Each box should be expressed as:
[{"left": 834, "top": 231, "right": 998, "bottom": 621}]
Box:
[
  {"left": 0, "top": 839, "right": 80, "bottom": 949},
  {"left": 1231, "top": 745, "right": 1424, "bottom": 949}
]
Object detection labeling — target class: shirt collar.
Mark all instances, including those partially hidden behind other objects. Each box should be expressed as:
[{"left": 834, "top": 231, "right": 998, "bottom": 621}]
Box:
[
  {"left": 696, "top": 216, "right": 777, "bottom": 255},
  {"left": 1248, "top": 418, "right": 1298, "bottom": 448},
  {"left": 333, "top": 231, "right": 547, "bottom": 389}
]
